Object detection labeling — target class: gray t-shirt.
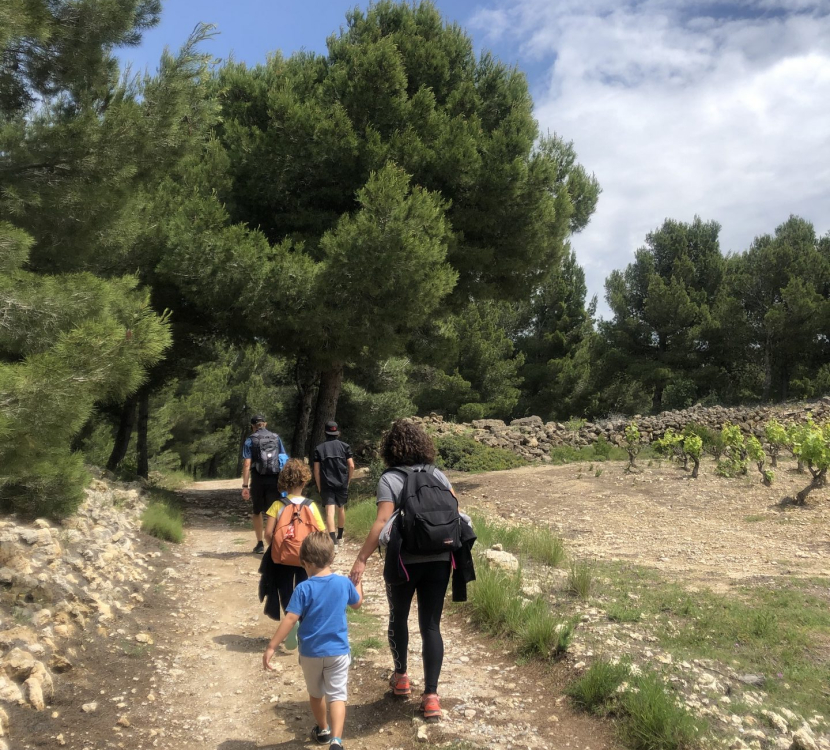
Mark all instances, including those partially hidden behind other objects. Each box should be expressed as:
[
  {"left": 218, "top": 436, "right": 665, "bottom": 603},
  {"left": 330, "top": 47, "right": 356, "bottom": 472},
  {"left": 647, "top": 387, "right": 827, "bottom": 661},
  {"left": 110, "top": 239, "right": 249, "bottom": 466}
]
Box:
[{"left": 377, "top": 465, "right": 452, "bottom": 564}]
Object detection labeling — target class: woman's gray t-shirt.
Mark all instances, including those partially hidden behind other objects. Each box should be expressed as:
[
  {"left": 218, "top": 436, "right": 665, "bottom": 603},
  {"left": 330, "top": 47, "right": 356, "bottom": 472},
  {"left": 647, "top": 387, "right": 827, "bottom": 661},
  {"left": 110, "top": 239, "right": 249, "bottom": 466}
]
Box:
[{"left": 377, "top": 464, "right": 452, "bottom": 564}]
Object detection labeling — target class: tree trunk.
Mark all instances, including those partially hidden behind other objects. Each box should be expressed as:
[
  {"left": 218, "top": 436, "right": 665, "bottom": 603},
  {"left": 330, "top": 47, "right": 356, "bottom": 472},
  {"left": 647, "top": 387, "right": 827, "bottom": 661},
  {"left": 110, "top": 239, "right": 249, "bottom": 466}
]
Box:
[
  {"left": 136, "top": 388, "right": 149, "bottom": 479},
  {"left": 309, "top": 363, "right": 344, "bottom": 463},
  {"left": 691, "top": 457, "right": 699, "bottom": 479},
  {"left": 106, "top": 395, "right": 138, "bottom": 471},
  {"left": 796, "top": 468, "right": 826, "bottom": 504},
  {"left": 235, "top": 422, "right": 248, "bottom": 477},
  {"left": 651, "top": 384, "right": 664, "bottom": 413},
  {"left": 762, "top": 336, "right": 773, "bottom": 401},
  {"left": 770, "top": 452, "right": 778, "bottom": 469},
  {"left": 70, "top": 415, "right": 95, "bottom": 453},
  {"left": 292, "top": 363, "right": 319, "bottom": 458}
]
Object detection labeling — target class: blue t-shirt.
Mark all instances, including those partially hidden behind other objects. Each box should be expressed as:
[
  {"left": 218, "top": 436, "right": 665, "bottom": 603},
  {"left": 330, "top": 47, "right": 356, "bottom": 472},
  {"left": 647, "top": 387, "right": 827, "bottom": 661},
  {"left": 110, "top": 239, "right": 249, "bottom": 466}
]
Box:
[{"left": 286, "top": 574, "right": 360, "bottom": 658}]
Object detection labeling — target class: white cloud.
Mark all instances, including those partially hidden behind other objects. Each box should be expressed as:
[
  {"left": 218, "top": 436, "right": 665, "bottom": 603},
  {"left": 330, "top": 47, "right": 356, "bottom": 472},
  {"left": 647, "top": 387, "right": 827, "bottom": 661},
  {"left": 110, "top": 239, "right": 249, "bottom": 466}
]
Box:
[{"left": 470, "top": 0, "right": 830, "bottom": 316}]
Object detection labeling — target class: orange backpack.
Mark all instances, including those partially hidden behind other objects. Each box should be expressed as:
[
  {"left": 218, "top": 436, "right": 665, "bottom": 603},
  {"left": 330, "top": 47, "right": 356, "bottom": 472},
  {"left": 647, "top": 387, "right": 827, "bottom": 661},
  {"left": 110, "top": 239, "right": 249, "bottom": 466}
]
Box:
[{"left": 271, "top": 498, "right": 317, "bottom": 567}]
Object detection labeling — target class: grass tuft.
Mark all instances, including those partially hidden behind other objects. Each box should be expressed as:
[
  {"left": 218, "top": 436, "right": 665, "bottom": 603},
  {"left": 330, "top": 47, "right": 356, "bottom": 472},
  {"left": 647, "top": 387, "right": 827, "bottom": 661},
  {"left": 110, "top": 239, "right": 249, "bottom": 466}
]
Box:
[
  {"left": 566, "top": 658, "right": 630, "bottom": 713},
  {"left": 621, "top": 672, "right": 701, "bottom": 750},
  {"left": 344, "top": 496, "right": 378, "bottom": 542},
  {"left": 141, "top": 499, "right": 183, "bottom": 543},
  {"left": 567, "top": 560, "right": 594, "bottom": 599}
]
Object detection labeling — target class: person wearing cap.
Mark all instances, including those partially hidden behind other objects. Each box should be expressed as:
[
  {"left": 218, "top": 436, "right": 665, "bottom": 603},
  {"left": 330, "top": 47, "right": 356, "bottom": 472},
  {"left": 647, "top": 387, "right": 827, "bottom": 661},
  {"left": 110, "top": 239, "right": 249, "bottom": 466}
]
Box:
[
  {"left": 313, "top": 421, "right": 355, "bottom": 545},
  {"left": 241, "top": 415, "right": 287, "bottom": 554}
]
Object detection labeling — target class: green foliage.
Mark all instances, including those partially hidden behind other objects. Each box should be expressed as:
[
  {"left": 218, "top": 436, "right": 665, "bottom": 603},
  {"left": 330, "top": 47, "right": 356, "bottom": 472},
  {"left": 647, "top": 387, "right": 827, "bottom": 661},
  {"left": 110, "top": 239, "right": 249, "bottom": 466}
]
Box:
[
  {"left": 467, "top": 513, "right": 566, "bottom": 568},
  {"left": 715, "top": 424, "right": 748, "bottom": 478},
  {"left": 593, "top": 434, "right": 612, "bottom": 459},
  {"left": 568, "top": 660, "right": 701, "bottom": 750},
  {"left": 624, "top": 423, "right": 642, "bottom": 471},
  {"left": 567, "top": 560, "right": 594, "bottom": 600},
  {"left": 746, "top": 435, "right": 774, "bottom": 486},
  {"left": 764, "top": 418, "right": 789, "bottom": 467},
  {"left": 600, "top": 217, "right": 725, "bottom": 413},
  {"left": 0, "top": 225, "right": 171, "bottom": 515},
  {"left": 683, "top": 433, "right": 703, "bottom": 478},
  {"left": 413, "top": 301, "right": 524, "bottom": 421},
  {"left": 566, "top": 658, "right": 630, "bottom": 713},
  {"left": 343, "top": 497, "right": 378, "bottom": 542},
  {"left": 516, "top": 250, "right": 599, "bottom": 420},
  {"left": 790, "top": 419, "right": 830, "bottom": 504},
  {"left": 435, "top": 434, "right": 527, "bottom": 473},
  {"left": 141, "top": 499, "right": 184, "bottom": 543},
  {"left": 653, "top": 429, "right": 687, "bottom": 467},
  {"left": 621, "top": 672, "right": 701, "bottom": 750}
]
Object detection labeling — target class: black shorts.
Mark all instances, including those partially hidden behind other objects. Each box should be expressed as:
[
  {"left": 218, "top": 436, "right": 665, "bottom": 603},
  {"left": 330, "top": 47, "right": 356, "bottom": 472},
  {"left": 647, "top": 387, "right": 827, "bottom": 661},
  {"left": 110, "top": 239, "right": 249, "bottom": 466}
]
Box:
[
  {"left": 321, "top": 488, "right": 349, "bottom": 507},
  {"left": 250, "top": 481, "right": 280, "bottom": 515}
]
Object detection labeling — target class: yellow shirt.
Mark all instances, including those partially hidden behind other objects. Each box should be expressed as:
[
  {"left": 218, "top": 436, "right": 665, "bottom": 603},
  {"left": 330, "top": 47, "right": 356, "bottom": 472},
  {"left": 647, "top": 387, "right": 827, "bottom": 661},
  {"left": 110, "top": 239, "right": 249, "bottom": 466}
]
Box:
[{"left": 265, "top": 496, "right": 326, "bottom": 531}]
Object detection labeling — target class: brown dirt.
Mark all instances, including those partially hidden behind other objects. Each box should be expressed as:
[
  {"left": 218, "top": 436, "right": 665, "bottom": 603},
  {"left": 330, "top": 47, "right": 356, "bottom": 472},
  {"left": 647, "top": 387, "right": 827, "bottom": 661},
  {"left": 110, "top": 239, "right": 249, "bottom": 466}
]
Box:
[
  {"left": 450, "top": 457, "right": 830, "bottom": 592},
  {"left": 22, "top": 457, "right": 828, "bottom": 750}
]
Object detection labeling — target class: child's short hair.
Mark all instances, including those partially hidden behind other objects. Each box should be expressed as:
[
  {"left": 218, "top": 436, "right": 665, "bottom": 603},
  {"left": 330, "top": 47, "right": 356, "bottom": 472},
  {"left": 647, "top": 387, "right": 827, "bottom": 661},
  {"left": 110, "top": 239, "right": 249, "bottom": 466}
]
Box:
[
  {"left": 277, "top": 458, "right": 311, "bottom": 492},
  {"left": 300, "top": 532, "right": 335, "bottom": 568}
]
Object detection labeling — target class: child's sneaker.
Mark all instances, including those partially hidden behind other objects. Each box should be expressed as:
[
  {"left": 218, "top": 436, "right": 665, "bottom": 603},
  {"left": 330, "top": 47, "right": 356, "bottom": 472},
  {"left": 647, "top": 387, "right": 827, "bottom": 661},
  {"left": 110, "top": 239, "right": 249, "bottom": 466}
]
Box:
[
  {"left": 329, "top": 740, "right": 344, "bottom": 749},
  {"left": 389, "top": 672, "right": 411, "bottom": 696},
  {"left": 310, "top": 725, "right": 331, "bottom": 744},
  {"left": 419, "top": 693, "right": 442, "bottom": 719}
]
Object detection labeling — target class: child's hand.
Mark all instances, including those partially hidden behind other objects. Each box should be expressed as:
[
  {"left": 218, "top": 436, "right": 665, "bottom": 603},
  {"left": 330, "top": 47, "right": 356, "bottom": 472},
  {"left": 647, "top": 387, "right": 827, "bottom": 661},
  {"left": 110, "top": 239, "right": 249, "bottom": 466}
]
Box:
[{"left": 263, "top": 646, "right": 277, "bottom": 671}]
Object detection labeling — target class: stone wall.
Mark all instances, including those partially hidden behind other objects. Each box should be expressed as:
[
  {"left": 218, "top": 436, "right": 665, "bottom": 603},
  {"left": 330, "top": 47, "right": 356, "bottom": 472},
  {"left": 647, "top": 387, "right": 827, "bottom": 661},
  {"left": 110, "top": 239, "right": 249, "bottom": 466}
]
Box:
[
  {"left": 0, "top": 478, "right": 158, "bottom": 745},
  {"left": 415, "top": 398, "right": 830, "bottom": 463}
]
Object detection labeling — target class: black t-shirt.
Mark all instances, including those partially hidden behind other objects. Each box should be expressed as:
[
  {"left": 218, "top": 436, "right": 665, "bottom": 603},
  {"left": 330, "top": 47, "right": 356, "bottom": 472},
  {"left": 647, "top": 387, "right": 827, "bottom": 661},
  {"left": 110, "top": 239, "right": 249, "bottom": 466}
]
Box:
[{"left": 313, "top": 438, "right": 353, "bottom": 490}]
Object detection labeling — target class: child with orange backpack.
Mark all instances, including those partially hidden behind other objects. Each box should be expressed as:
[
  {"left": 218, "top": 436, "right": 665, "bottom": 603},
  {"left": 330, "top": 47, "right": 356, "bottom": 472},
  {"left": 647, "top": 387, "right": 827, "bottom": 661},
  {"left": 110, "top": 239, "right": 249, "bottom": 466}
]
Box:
[{"left": 259, "top": 459, "right": 326, "bottom": 649}]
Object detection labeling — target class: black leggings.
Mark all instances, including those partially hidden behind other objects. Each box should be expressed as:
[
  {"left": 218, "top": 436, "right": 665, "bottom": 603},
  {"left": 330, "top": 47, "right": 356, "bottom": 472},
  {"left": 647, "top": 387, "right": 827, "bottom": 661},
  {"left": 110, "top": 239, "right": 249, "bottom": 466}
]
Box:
[
  {"left": 386, "top": 560, "right": 451, "bottom": 695},
  {"left": 273, "top": 564, "right": 308, "bottom": 612}
]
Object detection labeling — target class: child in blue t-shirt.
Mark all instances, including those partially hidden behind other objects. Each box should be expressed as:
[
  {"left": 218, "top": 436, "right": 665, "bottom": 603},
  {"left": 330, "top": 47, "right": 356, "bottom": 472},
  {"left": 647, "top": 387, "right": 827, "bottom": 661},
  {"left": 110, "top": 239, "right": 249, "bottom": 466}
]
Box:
[{"left": 263, "top": 531, "right": 363, "bottom": 750}]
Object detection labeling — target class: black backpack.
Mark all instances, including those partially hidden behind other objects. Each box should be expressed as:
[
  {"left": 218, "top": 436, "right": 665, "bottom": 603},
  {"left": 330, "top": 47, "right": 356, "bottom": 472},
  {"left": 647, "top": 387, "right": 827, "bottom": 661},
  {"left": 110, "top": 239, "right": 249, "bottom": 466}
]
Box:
[
  {"left": 250, "top": 429, "right": 284, "bottom": 475},
  {"left": 392, "top": 466, "right": 462, "bottom": 555}
]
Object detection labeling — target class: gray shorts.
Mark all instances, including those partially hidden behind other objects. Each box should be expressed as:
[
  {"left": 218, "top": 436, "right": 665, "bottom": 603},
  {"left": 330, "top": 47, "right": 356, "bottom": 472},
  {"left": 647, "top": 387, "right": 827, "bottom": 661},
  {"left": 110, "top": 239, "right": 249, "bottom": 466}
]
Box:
[{"left": 299, "top": 653, "right": 351, "bottom": 702}]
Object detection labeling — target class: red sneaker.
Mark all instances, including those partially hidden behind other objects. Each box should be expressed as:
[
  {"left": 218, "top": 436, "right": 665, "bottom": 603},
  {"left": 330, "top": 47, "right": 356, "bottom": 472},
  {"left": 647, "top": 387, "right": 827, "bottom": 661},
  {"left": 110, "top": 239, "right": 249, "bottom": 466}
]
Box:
[
  {"left": 419, "top": 693, "right": 442, "bottom": 719},
  {"left": 389, "top": 672, "right": 411, "bottom": 696}
]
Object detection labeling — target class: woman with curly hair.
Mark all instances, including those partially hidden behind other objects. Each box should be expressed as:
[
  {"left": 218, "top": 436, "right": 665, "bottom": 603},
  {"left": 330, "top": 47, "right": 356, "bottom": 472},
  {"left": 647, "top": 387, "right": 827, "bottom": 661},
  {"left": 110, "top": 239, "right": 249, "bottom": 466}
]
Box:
[{"left": 349, "top": 420, "right": 455, "bottom": 720}]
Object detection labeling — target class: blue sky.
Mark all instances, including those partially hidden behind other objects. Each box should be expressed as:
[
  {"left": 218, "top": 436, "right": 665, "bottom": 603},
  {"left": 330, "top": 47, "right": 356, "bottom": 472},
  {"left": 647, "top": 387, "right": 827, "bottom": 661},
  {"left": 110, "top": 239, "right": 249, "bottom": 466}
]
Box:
[{"left": 126, "top": 1, "right": 830, "bottom": 316}]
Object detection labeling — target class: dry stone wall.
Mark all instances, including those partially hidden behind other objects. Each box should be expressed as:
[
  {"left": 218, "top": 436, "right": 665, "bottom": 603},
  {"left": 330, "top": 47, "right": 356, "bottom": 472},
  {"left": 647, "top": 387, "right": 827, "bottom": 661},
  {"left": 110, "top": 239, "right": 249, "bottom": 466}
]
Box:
[
  {"left": 415, "top": 397, "right": 830, "bottom": 463},
  {"left": 0, "top": 478, "right": 159, "bottom": 746}
]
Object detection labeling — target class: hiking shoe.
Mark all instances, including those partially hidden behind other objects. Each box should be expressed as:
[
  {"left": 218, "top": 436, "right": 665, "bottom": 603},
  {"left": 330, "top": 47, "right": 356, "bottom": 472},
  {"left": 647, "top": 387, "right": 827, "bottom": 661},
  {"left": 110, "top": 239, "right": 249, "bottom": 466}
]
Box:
[
  {"left": 329, "top": 741, "right": 343, "bottom": 749},
  {"left": 389, "top": 672, "right": 411, "bottom": 696},
  {"left": 310, "top": 725, "right": 331, "bottom": 744},
  {"left": 419, "top": 693, "right": 442, "bottom": 719},
  {"left": 252, "top": 541, "right": 265, "bottom": 554}
]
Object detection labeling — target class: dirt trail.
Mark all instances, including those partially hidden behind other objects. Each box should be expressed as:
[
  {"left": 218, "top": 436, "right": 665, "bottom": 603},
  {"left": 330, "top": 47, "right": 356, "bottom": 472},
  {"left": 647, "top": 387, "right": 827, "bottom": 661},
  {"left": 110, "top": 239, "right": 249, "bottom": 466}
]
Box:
[{"left": 135, "top": 479, "right": 618, "bottom": 750}]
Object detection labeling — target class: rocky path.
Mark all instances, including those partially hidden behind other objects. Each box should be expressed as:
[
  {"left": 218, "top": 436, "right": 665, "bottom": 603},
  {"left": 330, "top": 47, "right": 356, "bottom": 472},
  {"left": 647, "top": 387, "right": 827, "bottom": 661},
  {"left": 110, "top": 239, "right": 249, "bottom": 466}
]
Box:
[{"left": 141, "top": 479, "right": 618, "bottom": 750}]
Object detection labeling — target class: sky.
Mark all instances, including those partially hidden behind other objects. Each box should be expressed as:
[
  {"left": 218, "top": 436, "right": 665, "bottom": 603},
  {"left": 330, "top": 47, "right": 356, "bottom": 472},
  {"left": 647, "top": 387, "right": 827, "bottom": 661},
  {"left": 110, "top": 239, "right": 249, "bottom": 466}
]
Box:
[{"left": 125, "top": 0, "right": 830, "bottom": 317}]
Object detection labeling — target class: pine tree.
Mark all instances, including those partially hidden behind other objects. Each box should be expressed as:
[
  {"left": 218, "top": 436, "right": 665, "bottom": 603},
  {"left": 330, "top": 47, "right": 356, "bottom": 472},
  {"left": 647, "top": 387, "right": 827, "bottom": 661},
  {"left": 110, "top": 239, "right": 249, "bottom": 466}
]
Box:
[{"left": 0, "top": 224, "right": 170, "bottom": 515}]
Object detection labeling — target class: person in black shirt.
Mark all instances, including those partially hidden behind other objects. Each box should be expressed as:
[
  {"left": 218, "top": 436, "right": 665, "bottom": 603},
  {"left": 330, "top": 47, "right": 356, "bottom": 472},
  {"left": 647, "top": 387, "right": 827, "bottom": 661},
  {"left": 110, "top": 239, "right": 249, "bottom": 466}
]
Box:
[{"left": 313, "top": 421, "right": 354, "bottom": 545}]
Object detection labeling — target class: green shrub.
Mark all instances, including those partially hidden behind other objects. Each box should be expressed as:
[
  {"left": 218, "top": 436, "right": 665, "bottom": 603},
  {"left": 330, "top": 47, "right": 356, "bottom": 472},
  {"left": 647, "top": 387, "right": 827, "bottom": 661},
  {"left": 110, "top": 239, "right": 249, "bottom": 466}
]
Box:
[
  {"left": 621, "top": 673, "right": 700, "bottom": 750},
  {"left": 141, "top": 501, "right": 184, "bottom": 543},
  {"left": 716, "top": 424, "right": 748, "bottom": 477},
  {"left": 566, "top": 658, "right": 630, "bottom": 713},
  {"left": 457, "top": 402, "right": 486, "bottom": 422},
  {"left": 593, "top": 434, "right": 612, "bottom": 459},
  {"left": 607, "top": 603, "right": 641, "bottom": 623},
  {"left": 435, "top": 434, "right": 527, "bottom": 472}
]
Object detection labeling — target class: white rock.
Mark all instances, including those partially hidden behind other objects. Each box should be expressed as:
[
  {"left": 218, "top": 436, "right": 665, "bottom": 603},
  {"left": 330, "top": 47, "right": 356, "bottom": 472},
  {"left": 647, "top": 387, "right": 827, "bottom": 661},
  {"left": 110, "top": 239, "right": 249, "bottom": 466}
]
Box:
[
  {"left": 483, "top": 549, "right": 519, "bottom": 572},
  {"left": 81, "top": 702, "right": 98, "bottom": 713}
]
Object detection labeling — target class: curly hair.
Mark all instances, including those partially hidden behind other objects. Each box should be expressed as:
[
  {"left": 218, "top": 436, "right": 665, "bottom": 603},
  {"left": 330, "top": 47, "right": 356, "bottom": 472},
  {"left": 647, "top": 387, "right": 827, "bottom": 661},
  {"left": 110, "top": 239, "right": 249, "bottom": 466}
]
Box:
[
  {"left": 381, "top": 420, "right": 436, "bottom": 467},
  {"left": 278, "top": 458, "right": 311, "bottom": 492}
]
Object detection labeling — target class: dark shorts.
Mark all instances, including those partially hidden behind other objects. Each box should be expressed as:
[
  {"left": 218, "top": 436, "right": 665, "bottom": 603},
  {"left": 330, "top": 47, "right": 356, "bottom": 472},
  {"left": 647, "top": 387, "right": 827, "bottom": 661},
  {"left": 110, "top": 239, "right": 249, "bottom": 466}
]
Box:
[
  {"left": 321, "top": 487, "right": 349, "bottom": 507},
  {"left": 250, "top": 480, "right": 280, "bottom": 515}
]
